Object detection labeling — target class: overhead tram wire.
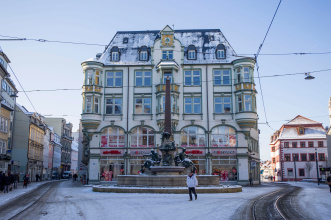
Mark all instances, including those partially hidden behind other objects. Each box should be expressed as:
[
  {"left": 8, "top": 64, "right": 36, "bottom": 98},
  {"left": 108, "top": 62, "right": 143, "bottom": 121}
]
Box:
[
  {"left": 17, "top": 67, "right": 331, "bottom": 93},
  {"left": 8, "top": 64, "right": 38, "bottom": 113}
]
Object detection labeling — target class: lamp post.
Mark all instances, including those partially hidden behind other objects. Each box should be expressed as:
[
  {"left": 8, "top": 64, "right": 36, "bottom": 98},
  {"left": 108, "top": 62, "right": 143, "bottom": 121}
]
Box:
[
  {"left": 315, "top": 148, "right": 320, "bottom": 185},
  {"left": 294, "top": 156, "right": 297, "bottom": 182},
  {"left": 281, "top": 158, "right": 284, "bottom": 182}
]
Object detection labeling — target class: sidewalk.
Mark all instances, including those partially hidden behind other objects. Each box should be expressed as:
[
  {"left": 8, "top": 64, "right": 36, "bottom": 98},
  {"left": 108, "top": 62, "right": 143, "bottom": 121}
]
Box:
[{"left": 0, "top": 180, "right": 58, "bottom": 207}]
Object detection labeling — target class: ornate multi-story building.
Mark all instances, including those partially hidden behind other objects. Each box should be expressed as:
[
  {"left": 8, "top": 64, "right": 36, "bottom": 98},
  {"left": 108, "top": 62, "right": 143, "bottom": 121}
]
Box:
[
  {"left": 270, "top": 115, "right": 328, "bottom": 181},
  {"left": 81, "top": 26, "right": 259, "bottom": 185}
]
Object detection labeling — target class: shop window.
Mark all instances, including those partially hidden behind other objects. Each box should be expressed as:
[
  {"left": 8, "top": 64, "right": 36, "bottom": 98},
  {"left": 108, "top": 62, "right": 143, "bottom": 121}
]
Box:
[
  {"left": 184, "top": 70, "right": 200, "bottom": 86},
  {"left": 180, "top": 126, "right": 206, "bottom": 148},
  {"left": 130, "top": 127, "right": 155, "bottom": 148},
  {"left": 101, "top": 127, "right": 125, "bottom": 148},
  {"left": 211, "top": 126, "right": 236, "bottom": 147}
]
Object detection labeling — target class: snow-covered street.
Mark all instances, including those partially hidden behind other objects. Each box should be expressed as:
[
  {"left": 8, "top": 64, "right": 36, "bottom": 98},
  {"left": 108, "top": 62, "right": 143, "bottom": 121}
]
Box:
[{"left": 1, "top": 180, "right": 330, "bottom": 220}]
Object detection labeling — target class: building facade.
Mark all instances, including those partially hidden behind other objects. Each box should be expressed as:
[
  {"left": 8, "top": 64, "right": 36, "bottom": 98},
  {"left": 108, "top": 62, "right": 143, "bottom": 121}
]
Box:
[
  {"left": 0, "top": 51, "right": 18, "bottom": 174},
  {"left": 270, "top": 115, "right": 328, "bottom": 181},
  {"left": 81, "top": 26, "right": 260, "bottom": 185},
  {"left": 43, "top": 118, "right": 73, "bottom": 174}
]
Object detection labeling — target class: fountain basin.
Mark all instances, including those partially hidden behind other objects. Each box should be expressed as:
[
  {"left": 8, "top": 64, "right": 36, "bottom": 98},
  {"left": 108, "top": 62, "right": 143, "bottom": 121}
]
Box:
[{"left": 150, "top": 166, "right": 185, "bottom": 175}]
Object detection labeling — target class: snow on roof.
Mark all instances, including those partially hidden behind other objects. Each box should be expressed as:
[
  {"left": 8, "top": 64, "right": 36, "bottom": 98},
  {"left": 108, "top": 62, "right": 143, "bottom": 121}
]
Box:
[
  {"left": 286, "top": 115, "right": 321, "bottom": 125},
  {"left": 279, "top": 127, "right": 326, "bottom": 140},
  {"left": 86, "top": 28, "right": 249, "bottom": 65},
  {"left": 16, "top": 104, "right": 32, "bottom": 114}
]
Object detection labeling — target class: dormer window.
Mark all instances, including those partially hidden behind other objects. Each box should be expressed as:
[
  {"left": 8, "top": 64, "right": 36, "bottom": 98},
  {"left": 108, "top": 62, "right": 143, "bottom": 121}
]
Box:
[
  {"left": 216, "top": 44, "right": 226, "bottom": 59},
  {"left": 299, "top": 127, "right": 305, "bottom": 135},
  {"left": 187, "top": 45, "right": 196, "bottom": 60},
  {"left": 139, "top": 46, "right": 148, "bottom": 61},
  {"left": 162, "top": 50, "right": 173, "bottom": 60},
  {"left": 123, "top": 37, "right": 128, "bottom": 44},
  {"left": 111, "top": 46, "right": 120, "bottom": 61}
]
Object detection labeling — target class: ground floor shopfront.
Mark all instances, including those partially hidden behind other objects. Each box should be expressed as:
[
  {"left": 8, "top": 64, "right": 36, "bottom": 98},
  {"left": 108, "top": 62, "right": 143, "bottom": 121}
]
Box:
[{"left": 90, "top": 148, "right": 260, "bottom": 185}]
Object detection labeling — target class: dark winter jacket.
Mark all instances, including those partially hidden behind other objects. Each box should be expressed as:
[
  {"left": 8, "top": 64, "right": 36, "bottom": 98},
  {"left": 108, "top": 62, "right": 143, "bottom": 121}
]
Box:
[
  {"left": 0, "top": 173, "right": 3, "bottom": 184},
  {"left": 3, "top": 176, "right": 11, "bottom": 185},
  {"left": 327, "top": 176, "right": 331, "bottom": 182},
  {"left": 9, "top": 174, "right": 15, "bottom": 183}
]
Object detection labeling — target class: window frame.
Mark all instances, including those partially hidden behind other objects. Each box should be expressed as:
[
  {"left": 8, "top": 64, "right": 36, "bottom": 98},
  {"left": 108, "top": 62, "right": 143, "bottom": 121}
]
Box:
[
  {"left": 162, "top": 50, "right": 173, "bottom": 60},
  {"left": 135, "top": 97, "right": 152, "bottom": 114},
  {"left": 100, "top": 127, "right": 125, "bottom": 148},
  {"left": 292, "top": 153, "right": 299, "bottom": 161},
  {"left": 184, "top": 70, "right": 201, "bottom": 86},
  {"left": 292, "top": 142, "right": 297, "bottom": 148},
  {"left": 318, "top": 153, "right": 325, "bottom": 161},
  {"left": 216, "top": 44, "right": 226, "bottom": 59},
  {"left": 284, "top": 154, "right": 291, "bottom": 161},
  {"left": 130, "top": 126, "right": 155, "bottom": 148},
  {"left": 299, "top": 168, "right": 305, "bottom": 177},
  {"left": 105, "top": 97, "right": 122, "bottom": 115},
  {"left": 318, "top": 141, "right": 324, "bottom": 147},
  {"left": 309, "top": 153, "right": 315, "bottom": 161},
  {"left": 301, "top": 153, "right": 307, "bottom": 161},
  {"left": 300, "top": 142, "right": 305, "bottom": 148},
  {"left": 308, "top": 141, "right": 314, "bottom": 148},
  {"left": 106, "top": 71, "right": 123, "bottom": 87},
  {"left": 213, "top": 69, "right": 231, "bottom": 86},
  {"left": 135, "top": 70, "right": 152, "bottom": 87},
  {"left": 214, "top": 96, "right": 231, "bottom": 113},
  {"left": 180, "top": 126, "right": 206, "bottom": 148},
  {"left": 184, "top": 96, "right": 201, "bottom": 114},
  {"left": 284, "top": 142, "right": 289, "bottom": 148}
]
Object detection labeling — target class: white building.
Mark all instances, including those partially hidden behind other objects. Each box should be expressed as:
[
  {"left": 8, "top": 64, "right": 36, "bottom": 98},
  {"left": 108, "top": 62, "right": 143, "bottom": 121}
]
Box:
[
  {"left": 81, "top": 26, "right": 259, "bottom": 185},
  {"left": 270, "top": 115, "right": 328, "bottom": 181},
  {"left": 71, "top": 137, "right": 78, "bottom": 174}
]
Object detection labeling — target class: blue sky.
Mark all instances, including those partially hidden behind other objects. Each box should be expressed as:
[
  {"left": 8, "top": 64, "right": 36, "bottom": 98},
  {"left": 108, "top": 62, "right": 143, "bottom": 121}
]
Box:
[{"left": 1, "top": 0, "right": 330, "bottom": 160}]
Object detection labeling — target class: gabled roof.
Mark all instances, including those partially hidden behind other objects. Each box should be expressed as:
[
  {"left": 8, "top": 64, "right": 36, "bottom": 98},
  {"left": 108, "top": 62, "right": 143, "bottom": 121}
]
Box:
[
  {"left": 85, "top": 26, "right": 247, "bottom": 66},
  {"left": 286, "top": 115, "right": 321, "bottom": 125}
]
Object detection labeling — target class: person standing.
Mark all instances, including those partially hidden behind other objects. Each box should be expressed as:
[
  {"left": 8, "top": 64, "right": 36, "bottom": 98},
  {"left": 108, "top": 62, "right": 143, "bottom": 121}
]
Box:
[
  {"left": 0, "top": 171, "right": 3, "bottom": 192},
  {"left": 186, "top": 172, "right": 198, "bottom": 201},
  {"left": 23, "top": 174, "right": 29, "bottom": 188},
  {"left": 327, "top": 174, "right": 331, "bottom": 193},
  {"left": 3, "top": 174, "right": 10, "bottom": 193}
]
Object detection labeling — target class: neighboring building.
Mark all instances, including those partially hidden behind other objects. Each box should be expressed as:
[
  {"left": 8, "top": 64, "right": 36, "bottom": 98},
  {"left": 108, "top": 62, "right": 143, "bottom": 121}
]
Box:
[
  {"left": 71, "top": 139, "right": 78, "bottom": 175},
  {"left": 260, "top": 160, "right": 275, "bottom": 180},
  {"left": 81, "top": 26, "right": 259, "bottom": 185},
  {"left": 50, "top": 129, "right": 62, "bottom": 175},
  {"left": 43, "top": 118, "right": 73, "bottom": 174},
  {"left": 270, "top": 115, "right": 328, "bottom": 181},
  {"left": 43, "top": 127, "right": 51, "bottom": 180},
  {"left": 77, "top": 121, "right": 87, "bottom": 178},
  {"left": 12, "top": 104, "right": 45, "bottom": 181},
  {"left": 0, "top": 51, "right": 18, "bottom": 174},
  {"left": 327, "top": 97, "right": 331, "bottom": 168}
]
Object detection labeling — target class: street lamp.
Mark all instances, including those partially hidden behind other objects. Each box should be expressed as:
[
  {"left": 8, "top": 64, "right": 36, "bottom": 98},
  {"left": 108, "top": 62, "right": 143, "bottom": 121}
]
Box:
[
  {"left": 315, "top": 148, "right": 320, "bottom": 185},
  {"left": 305, "top": 73, "right": 315, "bottom": 80}
]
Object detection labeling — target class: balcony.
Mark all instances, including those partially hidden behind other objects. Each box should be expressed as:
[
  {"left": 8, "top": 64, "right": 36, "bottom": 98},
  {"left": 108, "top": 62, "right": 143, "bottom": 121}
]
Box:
[
  {"left": 82, "top": 85, "right": 102, "bottom": 93},
  {"left": 155, "top": 83, "right": 180, "bottom": 94}
]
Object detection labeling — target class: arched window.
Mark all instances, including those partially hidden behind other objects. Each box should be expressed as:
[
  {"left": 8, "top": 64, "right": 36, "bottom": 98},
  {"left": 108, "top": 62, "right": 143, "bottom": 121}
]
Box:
[
  {"left": 111, "top": 46, "right": 120, "bottom": 61},
  {"left": 211, "top": 126, "right": 236, "bottom": 147},
  {"left": 131, "top": 127, "right": 155, "bottom": 147},
  {"left": 139, "top": 46, "right": 148, "bottom": 61},
  {"left": 187, "top": 45, "right": 196, "bottom": 60},
  {"left": 101, "top": 127, "right": 125, "bottom": 148},
  {"left": 216, "top": 44, "right": 226, "bottom": 59},
  {"left": 181, "top": 126, "right": 206, "bottom": 147}
]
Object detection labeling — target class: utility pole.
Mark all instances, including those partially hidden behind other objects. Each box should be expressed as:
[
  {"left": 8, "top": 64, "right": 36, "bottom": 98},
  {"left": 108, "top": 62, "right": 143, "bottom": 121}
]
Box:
[
  {"left": 294, "top": 156, "right": 297, "bottom": 182},
  {"left": 315, "top": 148, "right": 320, "bottom": 185}
]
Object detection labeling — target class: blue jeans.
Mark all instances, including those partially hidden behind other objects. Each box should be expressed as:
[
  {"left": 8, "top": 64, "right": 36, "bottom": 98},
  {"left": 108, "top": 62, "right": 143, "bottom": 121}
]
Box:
[{"left": 4, "top": 185, "right": 9, "bottom": 193}]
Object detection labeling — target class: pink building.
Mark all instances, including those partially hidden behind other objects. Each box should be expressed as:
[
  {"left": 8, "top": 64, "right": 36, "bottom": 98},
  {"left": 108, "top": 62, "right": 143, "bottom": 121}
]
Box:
[{"left": 270, "top": 115, "right": 327, "bottom": 181}]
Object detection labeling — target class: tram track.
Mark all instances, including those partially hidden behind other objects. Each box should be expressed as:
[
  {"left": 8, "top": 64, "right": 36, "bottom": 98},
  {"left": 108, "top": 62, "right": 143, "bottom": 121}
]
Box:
[{"left": 0, "top": 181, "right": 60, "bottom": 220}]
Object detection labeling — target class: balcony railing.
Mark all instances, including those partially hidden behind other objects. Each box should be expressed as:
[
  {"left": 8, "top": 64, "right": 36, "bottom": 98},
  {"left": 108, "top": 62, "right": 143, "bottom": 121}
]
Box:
[{"left": 155, "top": 83, "right": 180, "bottom": 93}]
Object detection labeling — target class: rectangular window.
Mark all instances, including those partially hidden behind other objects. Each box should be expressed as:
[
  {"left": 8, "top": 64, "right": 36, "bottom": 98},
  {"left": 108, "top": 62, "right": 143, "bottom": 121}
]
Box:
[
  {"left": 214, "top": 97, "right": 231, "bottom": 113},
  {"left": 237, "top": 69, "right": 241, "bottom": 83},
  {"left": 244, "top": 95, "right": 251, "bottom": 111},
  {"left": 163, "top": 72, "right": 172, "bottom": 84},
  {"left": 243, "top": 67, "right": 250, "bottom": 82},
  {"left": 293, "top": 154, "right": 299, "bottom": 161},
  {"left": 161, "top": 96, "right": 175, "bottom": 113},
  {"left": 135, "top": 98, "right": 151, "bottom": 114},
  {"left": 217, "top": 50, "right": 225, "bottom": 59},
  {"left": 140, "top": 51, "right": 148, "bottom": 61},
  {"left": 318, "top": 141, "right": 324, "bottom": 147},
  {"left": 284, "top": 142, "right": 289, "bottom": 148},
  {"left": 188, "top": 51, "right": 196, "bottom": 59},
  {"left": 272, "top": 158, "right": 275, "bottom": 163},
  {"left": 162, "top": 51, "right": 173, "bottom": 60},
  {"left": 300, "top": 142, "right": 305, "bottom": 148},
  {"left": 112, "top": 52, "right": 119, "bottom": 61},
  {"left": 184, "top": 97, "right": 201, "bottom": 114},
  {"left": 318, "top": 153, "right": 325, "bottom": 161},
  {"left": 135, "top": 71, "right": 151, "bottom": 86},
  {"left": 184, "top": 70, "right": 200, "bottom": 86},
  {"left": 106, "top": 71, "right": 122, "bottom": 87},
  {"left": 309, "top": 153, "right": 315, "bottom": 161},
  {"left": 292, "top": 142, "right": 297, "bottom": 148},
  {"left": 299, "top": 168, "right": 305, "bottom": 177},
  {"left": 105, "top": 98, "right": 122, "bottom": 114},
  {"left": 301, "top": 154, "right": 307, "bottom": 161},
  {"left": 308, "top": 142, "right": 314, "bottom": 148},
  {"left": 86, "top": 97, "right": 92, "bottom": 113},
  {"left": 271, "top": 147, "right": 275, "bottom": 152},
  {"left": 86, "top": 70, "right": 93, "bottom": 85},
  {"left": 214, "top": 70, "right": 230, "bottom": 85},
  {"left": 288, "top": 168, "right": 293, "bottom": 177},
  {"left": 284, "top": 154, "right": 291, "bottom": 161},
  {"left": 94, "top": 97, "right": 99, "bottom": 114}
]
